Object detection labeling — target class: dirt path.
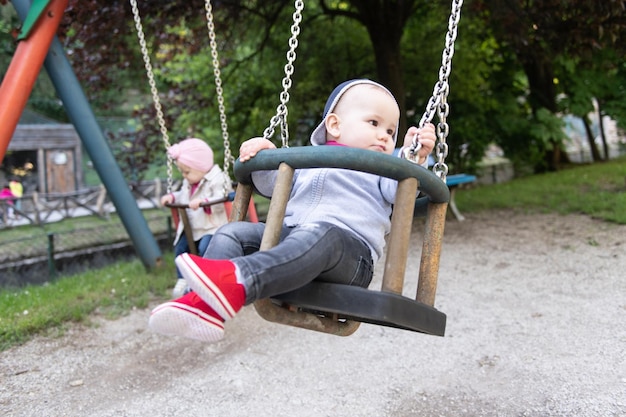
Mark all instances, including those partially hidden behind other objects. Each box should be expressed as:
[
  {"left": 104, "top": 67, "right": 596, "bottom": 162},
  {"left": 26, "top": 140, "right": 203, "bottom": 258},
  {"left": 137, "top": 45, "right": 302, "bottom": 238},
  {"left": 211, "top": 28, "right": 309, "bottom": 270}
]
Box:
[{"left": 1, "top": 211, "right": 625, "bottom": 417}]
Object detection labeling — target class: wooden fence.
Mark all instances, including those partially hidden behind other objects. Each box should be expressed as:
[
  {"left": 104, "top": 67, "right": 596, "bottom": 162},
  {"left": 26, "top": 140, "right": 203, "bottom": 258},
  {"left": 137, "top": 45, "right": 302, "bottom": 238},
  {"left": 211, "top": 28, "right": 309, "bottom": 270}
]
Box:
[{"left": 0, "top": 179, "right": 173, "bottom": 228}]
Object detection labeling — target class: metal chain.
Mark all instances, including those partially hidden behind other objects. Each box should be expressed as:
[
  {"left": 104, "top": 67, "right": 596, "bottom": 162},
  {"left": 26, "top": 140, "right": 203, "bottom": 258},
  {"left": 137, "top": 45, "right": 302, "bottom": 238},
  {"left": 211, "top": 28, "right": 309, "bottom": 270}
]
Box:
[
  {"left": 410, "top": 0, "right": 463, "bottom": 181},
  {"left": 205, "top": 0, "right": 234, "bottom": 195},
  {"left": 262, "top": 0, "right": 304, "bottom": 148},
  {"left": 129, "top": 0, "right": 174, "bottom": 193}
]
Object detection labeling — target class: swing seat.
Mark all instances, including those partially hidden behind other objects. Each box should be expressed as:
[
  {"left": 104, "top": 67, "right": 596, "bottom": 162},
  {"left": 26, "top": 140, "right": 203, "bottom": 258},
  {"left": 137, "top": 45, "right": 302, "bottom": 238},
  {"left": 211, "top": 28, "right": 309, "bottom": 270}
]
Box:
[
  {"left": 273, "top": 282, "right": 446, "bottom": 335},
  {"left": 232, "top": 146, "right": 450, "bottom": 337}
]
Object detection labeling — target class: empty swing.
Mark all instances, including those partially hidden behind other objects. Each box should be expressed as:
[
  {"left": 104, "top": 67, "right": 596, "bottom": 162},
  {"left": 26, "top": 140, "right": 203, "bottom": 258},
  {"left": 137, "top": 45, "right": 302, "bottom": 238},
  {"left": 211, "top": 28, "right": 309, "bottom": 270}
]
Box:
[
  {"left": 227, "top": 0, "right": 463, "bottom": 337},
  {"left": 130, "top": 0, "right": 258, "bottom": 255}
]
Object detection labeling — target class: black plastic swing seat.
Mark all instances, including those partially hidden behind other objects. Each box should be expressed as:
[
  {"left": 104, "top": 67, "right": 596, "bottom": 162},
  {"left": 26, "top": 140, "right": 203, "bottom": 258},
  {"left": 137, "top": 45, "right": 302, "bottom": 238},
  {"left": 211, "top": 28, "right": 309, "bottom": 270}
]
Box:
[{"left": 272, "top": 282, "right": 446, "bottom": 336}]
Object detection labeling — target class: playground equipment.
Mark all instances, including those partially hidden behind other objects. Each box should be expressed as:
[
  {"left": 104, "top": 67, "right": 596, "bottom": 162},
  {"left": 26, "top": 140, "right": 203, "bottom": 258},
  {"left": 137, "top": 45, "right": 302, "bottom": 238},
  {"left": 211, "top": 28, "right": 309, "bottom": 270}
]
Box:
[{"left": 2, "top": 0, "right": 161, "bottom": 270}]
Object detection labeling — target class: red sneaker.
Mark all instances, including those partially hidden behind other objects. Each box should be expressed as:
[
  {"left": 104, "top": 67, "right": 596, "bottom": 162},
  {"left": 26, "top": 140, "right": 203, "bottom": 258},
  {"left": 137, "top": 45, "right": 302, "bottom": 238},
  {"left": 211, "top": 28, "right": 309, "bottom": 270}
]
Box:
[
  {"left": 149, "top": 292, "right": 224, "bottom": 343},
  {"left": 175, "top": 253, "right": 245, "bottom": 320}
]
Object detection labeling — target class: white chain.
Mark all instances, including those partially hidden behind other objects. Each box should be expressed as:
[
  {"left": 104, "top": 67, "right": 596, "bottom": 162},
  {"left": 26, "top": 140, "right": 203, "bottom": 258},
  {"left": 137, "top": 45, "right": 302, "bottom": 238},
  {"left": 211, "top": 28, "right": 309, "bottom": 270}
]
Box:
[
  {"left": 262, "top": 0, "right": 304, "bottom": 148},
  {"left": 413, "top": 0, "right": 463, "bottom": 181},
  {"left": 129, "top": 0, "right": 174, "bottom": 193}
]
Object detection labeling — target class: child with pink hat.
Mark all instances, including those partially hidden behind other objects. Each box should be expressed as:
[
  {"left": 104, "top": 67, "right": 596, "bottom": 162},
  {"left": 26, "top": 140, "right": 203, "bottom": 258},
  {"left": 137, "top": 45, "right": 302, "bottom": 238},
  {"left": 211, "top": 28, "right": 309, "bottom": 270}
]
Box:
[{"left": 160, "top": 138, "right": 233, "bottom": 297}]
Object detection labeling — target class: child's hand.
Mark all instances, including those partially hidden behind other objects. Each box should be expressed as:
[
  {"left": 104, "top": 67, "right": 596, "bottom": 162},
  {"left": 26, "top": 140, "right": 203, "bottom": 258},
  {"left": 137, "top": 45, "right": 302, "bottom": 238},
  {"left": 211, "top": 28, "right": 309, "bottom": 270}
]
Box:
[
  {"left": 188, "top": 198, "right": 202, "bottom": 210},
  {"left": 239, "top": 137, "right": 276, "bottom": 162},
  {"left": 160, "top": 194, "right": 174, "bottom": 206},
  {"left": 403, "top": 123, "right": 436, "bottom": 164}
]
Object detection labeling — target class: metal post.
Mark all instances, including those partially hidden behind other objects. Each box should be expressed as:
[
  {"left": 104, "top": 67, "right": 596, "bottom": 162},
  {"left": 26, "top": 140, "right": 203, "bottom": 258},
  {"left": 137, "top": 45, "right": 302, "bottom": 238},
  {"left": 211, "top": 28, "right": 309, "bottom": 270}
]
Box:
[{"left": 47, "top": 232, "right": 56, "bottom": 278}]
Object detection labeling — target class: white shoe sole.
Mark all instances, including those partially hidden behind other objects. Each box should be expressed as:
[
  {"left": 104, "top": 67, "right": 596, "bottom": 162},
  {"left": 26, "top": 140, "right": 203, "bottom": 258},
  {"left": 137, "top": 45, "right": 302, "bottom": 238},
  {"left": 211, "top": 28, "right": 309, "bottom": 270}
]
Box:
[{"left": 149, "top": 301, "right": 224, "bottom": 343}]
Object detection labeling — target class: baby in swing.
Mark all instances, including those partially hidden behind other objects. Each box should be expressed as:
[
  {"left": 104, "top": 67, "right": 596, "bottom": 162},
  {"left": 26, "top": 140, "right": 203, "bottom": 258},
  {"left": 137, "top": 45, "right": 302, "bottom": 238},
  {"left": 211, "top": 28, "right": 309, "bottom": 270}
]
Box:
[
  {"left": 149, "top": 79, "right": 436, "bottom": 342},
  {"left": 159, "top": 138, "right": 233, "bottom": 297}
]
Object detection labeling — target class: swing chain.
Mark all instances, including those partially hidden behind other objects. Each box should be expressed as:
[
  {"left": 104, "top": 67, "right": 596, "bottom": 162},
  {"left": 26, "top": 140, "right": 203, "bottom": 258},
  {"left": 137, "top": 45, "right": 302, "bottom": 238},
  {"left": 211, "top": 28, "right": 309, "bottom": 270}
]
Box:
[
  {"left": 129, "top": 0, "right": 174, "bottom": 193},
  {"left": 434, "top": 84, "right": 450, "bottom": 178},
  {"left": 205, "top": 0, "right": 235, "bottom": 196},
  {"left": 412, "top": 0, "right": 463, "bottom": 181},
  {"left": 262, "top": 0, "right": 304, "bottom": 148}
]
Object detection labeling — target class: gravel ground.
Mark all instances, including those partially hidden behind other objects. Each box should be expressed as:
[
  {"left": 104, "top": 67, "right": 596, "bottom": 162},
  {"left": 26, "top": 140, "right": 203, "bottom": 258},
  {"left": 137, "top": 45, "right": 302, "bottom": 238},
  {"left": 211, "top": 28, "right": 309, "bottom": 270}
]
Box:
[{"left": 1, "top": 210, "right": 625, "bottom": 417}]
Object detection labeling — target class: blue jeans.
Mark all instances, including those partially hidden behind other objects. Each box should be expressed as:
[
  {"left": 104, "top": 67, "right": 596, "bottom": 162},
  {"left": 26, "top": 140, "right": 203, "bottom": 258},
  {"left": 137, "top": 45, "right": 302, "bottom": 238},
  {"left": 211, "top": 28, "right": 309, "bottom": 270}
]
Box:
[
  {"left": 202, "top": 221, "right": 374, "bottom": 305},
  {"left": 174, "top": 234, "right": 213, "bottom": 278}
]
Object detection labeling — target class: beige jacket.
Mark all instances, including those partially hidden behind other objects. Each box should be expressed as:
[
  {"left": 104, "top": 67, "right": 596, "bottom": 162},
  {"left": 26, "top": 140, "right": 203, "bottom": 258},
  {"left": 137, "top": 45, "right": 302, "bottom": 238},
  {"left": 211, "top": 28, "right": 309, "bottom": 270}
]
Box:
[{"left": 170, "top": 165, "right": 232, "bottom": 244}]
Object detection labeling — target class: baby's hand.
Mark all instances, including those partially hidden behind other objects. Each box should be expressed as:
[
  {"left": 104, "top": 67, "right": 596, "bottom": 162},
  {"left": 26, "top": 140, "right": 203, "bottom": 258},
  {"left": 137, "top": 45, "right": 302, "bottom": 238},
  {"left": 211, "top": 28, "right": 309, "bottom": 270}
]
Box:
[
  {"left": 403, "top": 123, "right": 436, "bottom": 164},
  {"left": 239, "top": 137, "right": 276, "bottom": 162}
]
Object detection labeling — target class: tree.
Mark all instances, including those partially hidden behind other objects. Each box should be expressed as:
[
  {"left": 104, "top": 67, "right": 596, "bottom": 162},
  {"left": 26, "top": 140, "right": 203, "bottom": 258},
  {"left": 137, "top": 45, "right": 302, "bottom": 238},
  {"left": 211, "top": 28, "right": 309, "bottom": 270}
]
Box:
[
  {"left": 58, "top": 1, "right": 447, "bottom": 179},
  {"left": 318, "top": 0, "right": 425, "bottom": 133},
  {"left": 555, "top": 52, "right": 624, "bottom": 162},
  {"left": 474, "top": 0, "right": 626, "bottom": 171},
  {"left": 2, "top": 1, "right": 551, "bottom": 179},
  {"left": 58, "top": 0, "right": 238, "bottom": 182}
]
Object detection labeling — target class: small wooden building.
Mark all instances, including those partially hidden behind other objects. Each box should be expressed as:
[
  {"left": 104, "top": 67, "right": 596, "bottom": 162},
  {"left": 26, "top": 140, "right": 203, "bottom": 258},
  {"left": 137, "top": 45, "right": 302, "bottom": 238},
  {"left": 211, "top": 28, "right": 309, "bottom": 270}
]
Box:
[{"left": 5, "top": 124, "right": 84, "bottom": 194}]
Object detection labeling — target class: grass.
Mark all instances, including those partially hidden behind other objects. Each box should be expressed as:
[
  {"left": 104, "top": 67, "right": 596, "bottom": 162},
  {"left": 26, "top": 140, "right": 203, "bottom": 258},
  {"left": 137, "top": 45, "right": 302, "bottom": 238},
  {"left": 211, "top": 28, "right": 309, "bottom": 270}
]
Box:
[
  {"left": 0, "top": 156, "right": 625, "bottom": 351},
  {"left": 457, "top": 155, "right": 626, "bottom": 224},
  {"left": 0, "top": 252, "right": 174, "bottom": 351}
]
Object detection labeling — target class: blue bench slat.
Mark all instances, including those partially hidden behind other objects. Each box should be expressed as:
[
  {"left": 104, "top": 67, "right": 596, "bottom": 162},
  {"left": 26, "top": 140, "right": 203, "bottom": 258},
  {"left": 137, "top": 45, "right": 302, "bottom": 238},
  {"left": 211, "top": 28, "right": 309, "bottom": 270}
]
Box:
[{"left": 446, "top": 174, "right": 476, "bottom": 187}]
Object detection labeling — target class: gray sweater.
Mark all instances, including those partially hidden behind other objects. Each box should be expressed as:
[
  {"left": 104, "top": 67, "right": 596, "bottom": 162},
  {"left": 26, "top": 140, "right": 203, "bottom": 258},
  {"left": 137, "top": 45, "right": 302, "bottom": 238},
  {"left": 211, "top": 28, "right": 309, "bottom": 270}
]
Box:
[{"left": 253, "top": 167, "right": 398, "bottom": 263}]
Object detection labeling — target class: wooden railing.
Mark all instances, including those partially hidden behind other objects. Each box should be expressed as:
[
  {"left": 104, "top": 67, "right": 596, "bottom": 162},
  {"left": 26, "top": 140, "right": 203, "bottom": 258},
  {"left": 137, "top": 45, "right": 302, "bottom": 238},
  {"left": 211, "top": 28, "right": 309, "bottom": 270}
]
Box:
[{"left": 0, "top": 179, "right": 174, "bottom": 228}]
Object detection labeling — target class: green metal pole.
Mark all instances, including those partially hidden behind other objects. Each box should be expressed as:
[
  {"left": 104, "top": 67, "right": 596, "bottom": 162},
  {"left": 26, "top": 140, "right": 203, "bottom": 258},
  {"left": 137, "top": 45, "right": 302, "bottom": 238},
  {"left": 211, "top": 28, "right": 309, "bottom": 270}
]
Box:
[{"left": 13, "top": 0, "right": 162, "bottom": 270}]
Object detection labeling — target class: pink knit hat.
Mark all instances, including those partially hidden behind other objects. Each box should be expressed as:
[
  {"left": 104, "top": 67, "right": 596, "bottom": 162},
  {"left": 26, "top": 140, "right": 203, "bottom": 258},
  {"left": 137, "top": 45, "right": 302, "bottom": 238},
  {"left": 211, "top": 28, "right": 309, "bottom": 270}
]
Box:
[{"left": 167, "top": 138, "right": 214, "bottom": 172}]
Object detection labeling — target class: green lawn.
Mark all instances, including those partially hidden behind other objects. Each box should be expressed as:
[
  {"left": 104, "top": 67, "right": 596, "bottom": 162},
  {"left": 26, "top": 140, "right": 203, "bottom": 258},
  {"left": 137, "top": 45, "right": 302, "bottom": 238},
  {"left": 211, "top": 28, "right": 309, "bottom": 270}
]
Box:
[
  {"left": 1, "top": 156, "right": 625, "bottom": 351},
  {"left": 0, "top": 253, "right": 174, "bottom": 351},
  {"left": 457, "top": 156, "right": 626, "bottom": 223}
]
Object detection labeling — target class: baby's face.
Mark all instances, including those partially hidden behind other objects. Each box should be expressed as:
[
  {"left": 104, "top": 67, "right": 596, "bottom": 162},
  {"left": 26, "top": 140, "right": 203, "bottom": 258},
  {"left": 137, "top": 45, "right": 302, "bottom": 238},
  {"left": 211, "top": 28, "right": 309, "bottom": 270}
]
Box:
[
  {"left": 329, "top": 85, "right": 399, "bottom": 154},
  {"left": 176, "top": 162, "right": 205, "bottom": 185}
]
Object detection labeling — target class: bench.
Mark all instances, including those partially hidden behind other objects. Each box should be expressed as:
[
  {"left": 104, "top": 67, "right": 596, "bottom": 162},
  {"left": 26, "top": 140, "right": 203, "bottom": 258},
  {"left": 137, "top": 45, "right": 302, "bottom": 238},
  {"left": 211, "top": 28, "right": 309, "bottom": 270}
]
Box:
[
  {"left": 392, "top": 151, "right": 476, "bottom": 221},
  {"left": 425, "top": 154, "right": 476, "bottom": 221}
]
